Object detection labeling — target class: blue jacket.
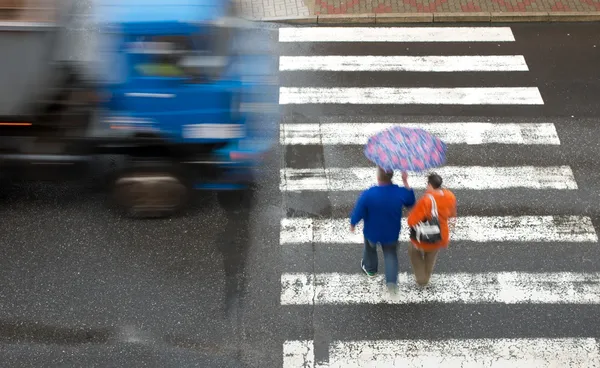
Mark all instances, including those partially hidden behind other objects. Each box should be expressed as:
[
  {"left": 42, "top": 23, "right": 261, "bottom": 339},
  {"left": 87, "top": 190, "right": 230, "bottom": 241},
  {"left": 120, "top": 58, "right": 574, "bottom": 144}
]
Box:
[{"left": 350, "top": 183, "right": 416, "bottom": 245}]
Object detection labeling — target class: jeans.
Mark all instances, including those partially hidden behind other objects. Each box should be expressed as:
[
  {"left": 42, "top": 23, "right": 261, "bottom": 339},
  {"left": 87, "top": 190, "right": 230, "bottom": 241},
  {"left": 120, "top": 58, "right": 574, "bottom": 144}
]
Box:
[{"left": 362, "top": 237, "right": 399, "bottom": 285}]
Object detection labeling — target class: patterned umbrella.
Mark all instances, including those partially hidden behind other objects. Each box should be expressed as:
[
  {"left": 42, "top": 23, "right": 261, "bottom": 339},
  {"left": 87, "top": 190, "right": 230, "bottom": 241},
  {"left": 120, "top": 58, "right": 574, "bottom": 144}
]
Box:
[{"left": 364, "top": 126, "right": 447, "bottom": 173}]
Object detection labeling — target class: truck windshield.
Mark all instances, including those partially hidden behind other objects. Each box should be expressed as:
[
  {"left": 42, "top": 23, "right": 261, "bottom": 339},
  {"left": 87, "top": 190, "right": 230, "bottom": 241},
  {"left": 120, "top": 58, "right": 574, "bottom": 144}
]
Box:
[
  {"left": 131, "top": 26, "right": 231, "bottom": 80},
  {"left": 130, "top": 35, "right": 192, "bottom": 77}
]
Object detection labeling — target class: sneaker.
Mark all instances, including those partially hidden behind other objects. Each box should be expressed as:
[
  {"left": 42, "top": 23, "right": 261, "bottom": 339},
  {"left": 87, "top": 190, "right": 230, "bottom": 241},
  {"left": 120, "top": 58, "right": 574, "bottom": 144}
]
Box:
[
  {"left": 361, "top": 260, "right": 376, "bottom": 277},
  {"left": 386, "top": 282, "right": 399, "bottom": 295}
]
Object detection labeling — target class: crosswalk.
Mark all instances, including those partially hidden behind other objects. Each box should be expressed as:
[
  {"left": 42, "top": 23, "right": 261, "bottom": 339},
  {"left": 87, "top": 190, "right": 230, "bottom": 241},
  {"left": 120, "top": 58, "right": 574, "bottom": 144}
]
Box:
[{"left": 276, "top": 25, "right": 600, "bottom": 367}]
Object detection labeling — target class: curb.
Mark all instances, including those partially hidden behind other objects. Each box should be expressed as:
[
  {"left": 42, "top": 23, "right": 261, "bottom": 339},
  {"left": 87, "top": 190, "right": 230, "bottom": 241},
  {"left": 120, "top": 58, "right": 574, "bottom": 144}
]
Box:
[{"left": 257, "top": 11, "right": 600, "bottom": 24}]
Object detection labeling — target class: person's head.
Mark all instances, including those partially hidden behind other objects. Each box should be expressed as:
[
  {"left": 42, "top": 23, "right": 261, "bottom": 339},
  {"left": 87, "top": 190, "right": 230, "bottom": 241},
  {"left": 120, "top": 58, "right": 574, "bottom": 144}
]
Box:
[
  {"left": 376, "top": 166, "right": 394, "bottom": 184},
  {"left": 427, "top": 172, "right": 443, "bottom": 190}
]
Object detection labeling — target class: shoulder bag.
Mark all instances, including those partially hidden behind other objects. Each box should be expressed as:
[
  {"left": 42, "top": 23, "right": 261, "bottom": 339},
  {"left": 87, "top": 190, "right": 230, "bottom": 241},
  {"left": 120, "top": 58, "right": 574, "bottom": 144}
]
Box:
[{"left": 409, "top": 194, "right": 442, "bottom": 244}]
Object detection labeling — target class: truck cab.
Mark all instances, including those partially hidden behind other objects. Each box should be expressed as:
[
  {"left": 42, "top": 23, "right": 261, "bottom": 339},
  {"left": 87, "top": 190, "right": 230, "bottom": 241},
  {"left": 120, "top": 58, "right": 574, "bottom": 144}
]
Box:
[
  {"left": 101, "top": 19, "right": 245, "bottom": 145},
  {"left": 88, "top": 0, "right": 280, "bottom": 215}
]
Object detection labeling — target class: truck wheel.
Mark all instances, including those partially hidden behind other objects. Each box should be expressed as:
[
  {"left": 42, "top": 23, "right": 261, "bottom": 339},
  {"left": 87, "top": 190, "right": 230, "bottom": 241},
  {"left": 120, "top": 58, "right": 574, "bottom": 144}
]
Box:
[{"left": 111, "top": 168, "right": 189, "bottom": 218}]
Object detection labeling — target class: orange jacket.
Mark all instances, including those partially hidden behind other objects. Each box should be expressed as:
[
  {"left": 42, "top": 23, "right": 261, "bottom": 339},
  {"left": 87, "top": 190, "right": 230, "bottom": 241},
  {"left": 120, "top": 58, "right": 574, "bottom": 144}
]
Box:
[{"left": 407, "top": 188, "right": 457, "bottom": 251}]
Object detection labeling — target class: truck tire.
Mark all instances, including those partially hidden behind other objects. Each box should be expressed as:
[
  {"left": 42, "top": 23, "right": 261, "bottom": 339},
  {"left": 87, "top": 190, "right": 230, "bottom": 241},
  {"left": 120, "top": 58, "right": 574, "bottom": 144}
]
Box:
[{"left": 110, "top": 161, "right": 190, "bottom": 219}]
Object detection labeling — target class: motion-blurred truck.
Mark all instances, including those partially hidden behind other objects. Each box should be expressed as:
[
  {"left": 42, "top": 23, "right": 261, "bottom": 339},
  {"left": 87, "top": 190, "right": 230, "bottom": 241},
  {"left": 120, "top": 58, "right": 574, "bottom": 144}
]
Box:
[{"left": 0, "top": 0, "right": 280, "bottom": 217}]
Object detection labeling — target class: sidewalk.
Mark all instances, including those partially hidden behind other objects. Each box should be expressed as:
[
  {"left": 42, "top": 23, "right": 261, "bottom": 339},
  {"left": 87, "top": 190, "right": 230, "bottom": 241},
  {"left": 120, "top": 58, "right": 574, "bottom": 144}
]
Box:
[
  {"left": 233, "top": 0, "right": 600, "bottom": 21},
  {"left": 2, "top": 0, "right": 598, "bottom": 24}
]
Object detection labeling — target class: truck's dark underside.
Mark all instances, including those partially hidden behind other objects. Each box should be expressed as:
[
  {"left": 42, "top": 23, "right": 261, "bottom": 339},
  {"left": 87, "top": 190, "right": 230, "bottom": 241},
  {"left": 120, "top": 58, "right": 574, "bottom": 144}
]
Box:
[
  {"left": 0, "top": 123, "right": 248, "bottom": 184},
  {"left": 0, "top": 114, "right": 256, "bottom": 217}
]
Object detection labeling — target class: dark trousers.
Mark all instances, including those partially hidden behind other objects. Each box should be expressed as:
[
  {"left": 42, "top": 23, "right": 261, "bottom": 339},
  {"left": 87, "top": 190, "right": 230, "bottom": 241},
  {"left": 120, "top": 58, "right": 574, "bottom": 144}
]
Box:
[{"left": 362, "top": 237, "right": 399, "bottom": 285}]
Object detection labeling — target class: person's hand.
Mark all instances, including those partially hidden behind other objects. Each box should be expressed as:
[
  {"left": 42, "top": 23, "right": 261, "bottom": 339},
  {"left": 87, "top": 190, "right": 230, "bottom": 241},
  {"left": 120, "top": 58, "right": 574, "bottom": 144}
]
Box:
[
  {"left": 448, "top": 217, "right": 457, "bottom": 231},
  {"left": 401, "top": 171, "right": 410, "bottom": 188},
  {"left": 350, "top": 225, "right": 355, "bottom": 233}
]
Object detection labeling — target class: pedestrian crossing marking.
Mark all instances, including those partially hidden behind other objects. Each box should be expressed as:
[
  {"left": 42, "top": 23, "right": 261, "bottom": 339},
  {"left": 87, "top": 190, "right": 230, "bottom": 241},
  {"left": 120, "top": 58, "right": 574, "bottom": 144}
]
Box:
[
  {"left": 283, "top": 340, "right": 315, "bottom": 368},
  {"left": 280, "top": 122, "right": 561, "bottom": 145},
  {"left": 281, "top": 272, "right": 600, "bottom": 305},
  {"left": 280, "top": 216, "right": 598, "bottom": 245},
  {"left": 283, "top": 339, "right": 600, "bottom": 368},
  {"left": 278, "top": 27, "right": 516, "bottom": 43},
  {"left": 279, "top": 87, "right": 545, "bottom": 105},
  {"left": 275, "top": 25, "right": 592, "bottom": 367},
  {"left": 280, "top": 166, "right": 578, "bottom": 191},
  {"left": 279, "top": 55, "right": 530, "bottom": 72}
]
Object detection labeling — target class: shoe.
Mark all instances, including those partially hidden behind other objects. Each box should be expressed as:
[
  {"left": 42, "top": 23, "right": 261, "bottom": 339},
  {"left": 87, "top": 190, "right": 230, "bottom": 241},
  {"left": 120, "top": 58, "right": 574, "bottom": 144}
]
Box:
[
  {"left": 361, "top": 260, "right": 376, "bottom": 277},
  {"left": 386, "top": 282, "right": 399, "bottom": 295}
]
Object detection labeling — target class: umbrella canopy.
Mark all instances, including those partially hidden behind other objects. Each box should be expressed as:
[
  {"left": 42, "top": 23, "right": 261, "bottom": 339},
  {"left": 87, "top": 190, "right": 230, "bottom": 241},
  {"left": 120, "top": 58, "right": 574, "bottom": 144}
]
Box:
[{"left": 364, "top": 126, "right": 447, "bottom": 173}]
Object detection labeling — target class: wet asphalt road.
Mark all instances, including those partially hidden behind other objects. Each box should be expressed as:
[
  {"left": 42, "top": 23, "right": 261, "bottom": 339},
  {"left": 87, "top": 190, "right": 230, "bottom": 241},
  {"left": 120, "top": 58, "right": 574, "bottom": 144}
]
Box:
[{"left": 1, "top": 22, "right": 600, "bottom": 367}]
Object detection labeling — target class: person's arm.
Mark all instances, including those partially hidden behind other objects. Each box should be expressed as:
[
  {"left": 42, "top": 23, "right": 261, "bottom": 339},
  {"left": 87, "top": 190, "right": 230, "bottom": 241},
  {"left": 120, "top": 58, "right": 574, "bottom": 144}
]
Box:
[
  {"left": 405, "top": 189, "right": 416, "bottom": 208},
  {"left": 447, "top": 192, "right": 458, "bottom": 230},
  {"left": 401, "top": 172, "right": 410, "bottom": 188},
  {"left": 350, "top": 191, "right": 368, "bottom": 232},
  {"left": 401, "top": 172, "right": 416, "bottom": 208},
  {"left": 407, "top": 196, "right": 428, "bottom": 227}
]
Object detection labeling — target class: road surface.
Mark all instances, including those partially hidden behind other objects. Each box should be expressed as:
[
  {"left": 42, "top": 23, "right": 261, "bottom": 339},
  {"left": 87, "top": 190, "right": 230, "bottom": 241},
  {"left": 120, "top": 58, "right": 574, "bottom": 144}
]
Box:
[{"left": 1, "top": 22, "right": 600, "bottom": 368}]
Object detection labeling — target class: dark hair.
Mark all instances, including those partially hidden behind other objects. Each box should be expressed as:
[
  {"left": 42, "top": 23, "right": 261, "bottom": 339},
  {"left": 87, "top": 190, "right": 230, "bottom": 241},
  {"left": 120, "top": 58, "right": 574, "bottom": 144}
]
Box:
[
  {"left": 427, "top": 173, "right": 443, "bottom": 189},
  {"left": 377, "top": 166, "right": 394, "bottom": 182}
]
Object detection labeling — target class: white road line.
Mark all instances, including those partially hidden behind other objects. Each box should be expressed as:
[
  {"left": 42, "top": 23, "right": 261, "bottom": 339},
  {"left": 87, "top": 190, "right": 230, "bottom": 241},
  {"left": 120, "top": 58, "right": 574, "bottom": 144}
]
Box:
[
  {"left": 279, "top": 87, "right": 545, "bottom": 105},
  {"left": 283, "top": 340, "right": 315, "bottom": 368},
  {"left": 282, "top": 339, "right": 600, "bottom": 368},
  {"left": 280, "top": 166, "right": 578, "bottom": 191},
  {"left": 280, "top": 122, "right": 561, "bottom": 145},
  {"left": 279, "top": 55, "right": 529, "bottom": 72},
  {"left": 280, "top": 272, "right": 600, "bottom": 305},
  {"left": 279, "top": 216, "right": 598, "bottom": 245},
  {"left": 278, "top": 27, "right": 516, "bottom": 43}
]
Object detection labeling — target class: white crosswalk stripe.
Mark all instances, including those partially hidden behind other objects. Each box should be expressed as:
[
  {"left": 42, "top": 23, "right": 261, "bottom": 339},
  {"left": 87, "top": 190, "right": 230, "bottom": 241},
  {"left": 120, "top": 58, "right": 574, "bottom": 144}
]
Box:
[
  {"left": 283, "top": 339, "right": 600, "bottom": 368},
  {"left": 278, "top": 27, "right": 517, "bottom": 42},
  {"left": 280, "top": 166, "right": 579, "bottom": 191},
  {"left": 280, "top": 272, "right": 600, "bottom": 305},
  {"left": 279, "top": 87, "right": 545, "bottom": 105},
  {"left": 279, "top": 55, "right": 530, "bottom": 72},
  {"left": 277, "top": 25, "right": 597, "bottom": 367},
  {"left": 280, "top": 122, "right": 561, "bottom": 145},
  {"left": 280, "top": 217, "right": 598, "bottom": 244}
]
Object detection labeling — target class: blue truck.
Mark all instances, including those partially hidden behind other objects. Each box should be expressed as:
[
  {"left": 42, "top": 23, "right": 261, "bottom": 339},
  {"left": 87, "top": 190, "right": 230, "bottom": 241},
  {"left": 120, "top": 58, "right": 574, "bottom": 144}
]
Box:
[{"left": 0, "top": 0, "right": 280, "bottom": 217}]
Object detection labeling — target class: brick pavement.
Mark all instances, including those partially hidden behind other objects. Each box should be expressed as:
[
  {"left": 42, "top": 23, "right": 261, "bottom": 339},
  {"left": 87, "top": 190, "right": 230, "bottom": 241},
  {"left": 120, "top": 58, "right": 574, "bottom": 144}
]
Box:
[
  {"left": 1, "top": 0, "right": 598, "bottom": 25},
  {"left": 233, "top": 0, "right": 600, "bottom": 19}
]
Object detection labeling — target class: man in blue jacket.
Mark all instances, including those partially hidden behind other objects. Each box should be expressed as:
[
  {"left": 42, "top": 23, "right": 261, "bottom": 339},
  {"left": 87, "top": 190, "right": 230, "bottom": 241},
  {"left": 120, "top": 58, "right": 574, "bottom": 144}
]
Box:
[{"left": 350, "top": 166, "right": 416, "bottom": 294}]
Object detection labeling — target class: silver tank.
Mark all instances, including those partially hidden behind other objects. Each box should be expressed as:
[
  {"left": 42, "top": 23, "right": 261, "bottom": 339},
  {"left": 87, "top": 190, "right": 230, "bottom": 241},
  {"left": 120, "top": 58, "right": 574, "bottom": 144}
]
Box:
[{"left": 0, "top": 0, "right": 103, "bottom": 117}]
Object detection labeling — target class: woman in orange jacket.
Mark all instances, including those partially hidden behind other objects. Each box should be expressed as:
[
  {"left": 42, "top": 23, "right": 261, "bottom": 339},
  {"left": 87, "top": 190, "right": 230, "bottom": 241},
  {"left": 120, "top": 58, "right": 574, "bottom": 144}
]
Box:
[{"left": 406, "top": 173, "right": 457, "bottom": 286}]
